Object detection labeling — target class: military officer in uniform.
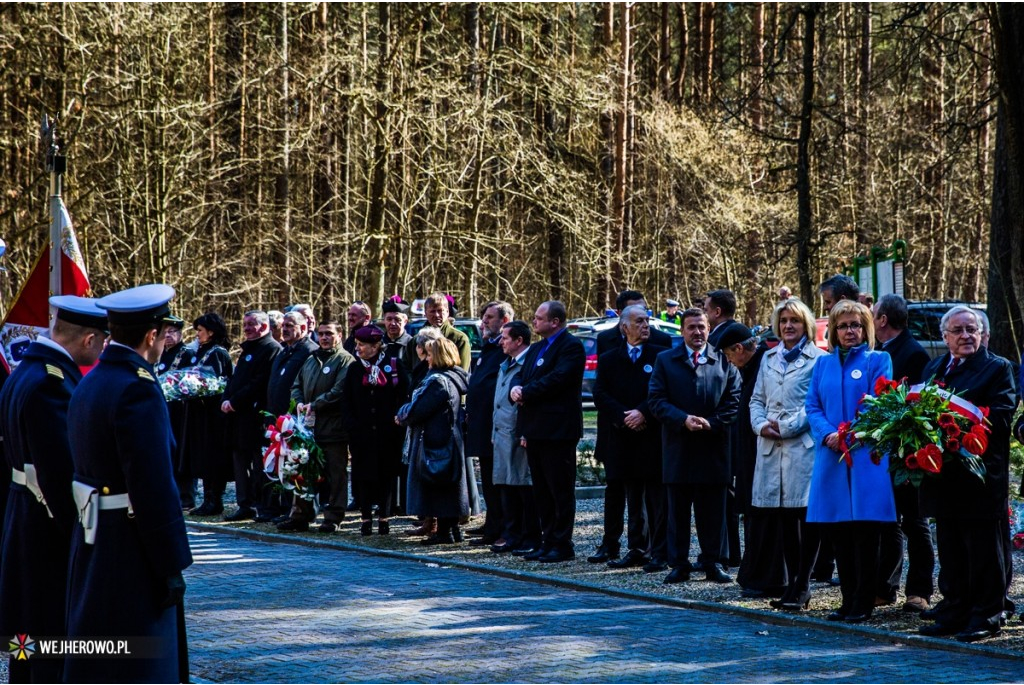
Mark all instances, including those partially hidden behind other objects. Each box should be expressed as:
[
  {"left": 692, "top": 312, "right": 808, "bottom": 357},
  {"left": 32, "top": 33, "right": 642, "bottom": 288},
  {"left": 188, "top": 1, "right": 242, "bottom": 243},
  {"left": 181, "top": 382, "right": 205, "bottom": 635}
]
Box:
[
  {"left": 0, "top": 296, "right": 107, "bottom": 683},
  {"left": 66, "top": 284, "right": 193, "bottom": 683}
]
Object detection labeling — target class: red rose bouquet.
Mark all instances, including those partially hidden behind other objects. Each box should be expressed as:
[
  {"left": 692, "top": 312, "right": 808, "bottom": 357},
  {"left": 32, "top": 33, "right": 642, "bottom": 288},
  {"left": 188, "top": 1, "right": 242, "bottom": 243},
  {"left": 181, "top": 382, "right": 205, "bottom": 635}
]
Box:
[{"left": 851, "top": 378, "right": 990, "bottom": 487}]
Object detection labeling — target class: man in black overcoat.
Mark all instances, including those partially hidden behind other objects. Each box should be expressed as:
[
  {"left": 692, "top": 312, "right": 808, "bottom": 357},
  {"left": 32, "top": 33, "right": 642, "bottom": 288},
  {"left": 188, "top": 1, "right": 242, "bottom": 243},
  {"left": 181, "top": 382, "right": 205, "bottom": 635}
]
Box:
[
  {"left": 590, "top": 289, "right": 672, "bottom": 563},
  {"left": 592, "top": 305, "right": 668, "bottom": 571},
  {"left": 511, "top": 301, "right": 586, "bottom": 563},
  {"left": 873, "top": 293, "right": 934, "bottom": 612},
  {"left": 465, "top": 300, "right": 514, "bottom": 544},
  {"left": 221, "top": 310, "right": 282, "bottom": 521},
  {"left": 918, "top": 307, "right": 1017, "bottom": 642},
  {"left": 649, "top": 308, "right": 741, "bottom": 584},
  {"left": 0, "top": 296, "right": 106, "bottom": 683}
]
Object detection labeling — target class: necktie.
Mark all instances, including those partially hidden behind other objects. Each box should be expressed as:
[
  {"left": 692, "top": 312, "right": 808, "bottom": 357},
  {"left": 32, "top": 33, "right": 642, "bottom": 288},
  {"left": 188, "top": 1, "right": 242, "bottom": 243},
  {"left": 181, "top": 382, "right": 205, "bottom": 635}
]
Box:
[
  {"left": 946, "top": 357, "right": 960, "bottom": 376},
  {"left": 629, "top": 347, "right": 639, "bottom": 364},
  {"left": 692, "top": 350, "right": 700, "bottom": 367}
]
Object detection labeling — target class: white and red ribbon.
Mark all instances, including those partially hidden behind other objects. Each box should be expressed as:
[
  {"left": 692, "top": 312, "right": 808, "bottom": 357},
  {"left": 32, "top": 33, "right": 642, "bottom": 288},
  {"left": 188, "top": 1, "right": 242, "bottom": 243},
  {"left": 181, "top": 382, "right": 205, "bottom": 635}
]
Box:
[{"left": 906, "top": 383, "right": 985, "bottom": 424}]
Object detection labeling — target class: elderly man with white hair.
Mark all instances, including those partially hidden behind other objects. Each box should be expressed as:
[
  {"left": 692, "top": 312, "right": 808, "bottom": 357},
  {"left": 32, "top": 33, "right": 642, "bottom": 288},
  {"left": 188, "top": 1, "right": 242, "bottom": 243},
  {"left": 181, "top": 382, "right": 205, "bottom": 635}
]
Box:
[{"left": 917, "top": 306, "right": 1017, "bottom": 643}]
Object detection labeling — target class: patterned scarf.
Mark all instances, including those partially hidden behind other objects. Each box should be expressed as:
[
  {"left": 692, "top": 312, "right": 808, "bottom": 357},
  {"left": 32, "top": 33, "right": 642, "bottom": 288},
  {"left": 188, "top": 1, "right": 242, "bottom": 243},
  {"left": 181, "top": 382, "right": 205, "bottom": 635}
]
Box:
[{"left": 361, "top": 349, "right": 388, "bottom": 386}]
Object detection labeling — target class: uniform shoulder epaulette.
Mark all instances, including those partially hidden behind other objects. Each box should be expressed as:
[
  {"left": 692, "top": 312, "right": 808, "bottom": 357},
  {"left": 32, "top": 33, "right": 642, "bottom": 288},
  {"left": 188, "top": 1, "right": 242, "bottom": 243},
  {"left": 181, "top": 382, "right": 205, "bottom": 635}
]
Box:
[
  {"left": 45, "top": 364, "right": 64, "bottom": 380},
  {"left": 136, "top": 367, "right": 155, "bottom": 382}
]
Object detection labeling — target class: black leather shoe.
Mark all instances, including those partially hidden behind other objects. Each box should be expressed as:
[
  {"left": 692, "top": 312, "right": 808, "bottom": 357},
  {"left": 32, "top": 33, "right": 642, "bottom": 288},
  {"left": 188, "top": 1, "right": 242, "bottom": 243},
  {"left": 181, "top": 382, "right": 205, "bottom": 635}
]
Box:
[
  {"left": 826, "top": 610, "right": 848, "bottom": 622},
  {"left": 253, "top": 512, "right": 276, "bottom": 523},
  {"left": 955, "top": 626, "right": 1000, "bottom": 643},
  {"left": 272, "top": 515, "right": 290, "bottom": 525},
  {"left": 663, "top": 567, "right": 690, "bottom": 584},
  {"left": 421, "top": 530, "right": 456, "bottom": 545},
  {"left": 607, "top": 549, "right": 647, "bottom": 569},
  {"left": 538, "top": 548, "right": 575, "bottom": 563},
  {"left": 276, "top": 519, "right": 309, "bottom": 532},
  {"left": 741, "top": 588, "right": 767, "bottom": 598},
  {"left": 466, "top": 525, "right": 488, "bottom": 537},
  {"left": 191, "top": 502, "right": 214, "bottom": 516},
  {"left": 919, "top": 599, "right": 949, "bottom": 621},
  {"left": 844, "top": 611, "right": 872, "bottom": 623},
  {"left": 470, "top": 535, "right": 498, "bottom": 546},
  {"left": 378, "top": 520, "right": 390, "bottom": 536},
  {"left": 919, "top": 622, "right": 960, "bottom": 637},
  {"left": 512, "top": 546, "right": 541, "bottom": 557},
  {"left": 490, "top": 540, "right": 518, "bottom": 554},
  {"left": 522, "top": 547, "right": 548, "bottom": 561},
  {"left": 704, "top": 564, "right": 733, "bottom": 584},
  {"left": 642, "top": 558, "right": 668, "bottom": 573},
  {"left": 587, "top": 544, "right": 620, "bottom": 564},
  {"left": 360, "top": 520, "right": 373, "bottom": 536},
  {"left": 224, "top": 508, "right": 256, "bottom": 522}
]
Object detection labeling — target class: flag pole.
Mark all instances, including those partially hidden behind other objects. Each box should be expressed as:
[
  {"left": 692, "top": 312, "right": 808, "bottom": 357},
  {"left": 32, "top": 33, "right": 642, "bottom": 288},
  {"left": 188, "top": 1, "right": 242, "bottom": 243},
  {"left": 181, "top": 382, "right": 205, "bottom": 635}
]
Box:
[{"left": 42, "top": 113, "right": 66, "bottom": 298}]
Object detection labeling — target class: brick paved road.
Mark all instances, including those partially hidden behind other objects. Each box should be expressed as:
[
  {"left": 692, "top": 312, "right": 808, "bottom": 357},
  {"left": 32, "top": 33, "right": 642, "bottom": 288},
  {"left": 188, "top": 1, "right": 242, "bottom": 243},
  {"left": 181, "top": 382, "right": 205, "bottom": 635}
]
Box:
[{"left": 184, "top": 530, "right": 1023, "bottom": 684}]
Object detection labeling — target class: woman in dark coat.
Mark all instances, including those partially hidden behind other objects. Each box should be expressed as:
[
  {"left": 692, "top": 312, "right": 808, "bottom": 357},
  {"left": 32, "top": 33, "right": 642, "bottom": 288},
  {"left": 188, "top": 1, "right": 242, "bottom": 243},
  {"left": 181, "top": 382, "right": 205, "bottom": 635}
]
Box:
[
  {"left": 398, "top": 337, "right": 471, "bottom": 545},
  {"left": 343, "top": 325, "right": 409, "bottom": 536},
  {"left": 187, "top": 313, "right": 234, "bottom": 515}
]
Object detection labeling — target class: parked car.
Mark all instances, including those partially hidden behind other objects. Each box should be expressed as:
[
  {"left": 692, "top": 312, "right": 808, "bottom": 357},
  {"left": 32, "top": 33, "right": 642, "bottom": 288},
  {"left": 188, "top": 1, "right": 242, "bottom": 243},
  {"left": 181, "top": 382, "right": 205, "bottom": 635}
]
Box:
[
  {"left": 403, "top": 317, "right": 483, "bottom": 362},
  {"left": 813, "top": 300, "right": 985, "bottom": 358},
  {"left": 568, "top": 315, "right": 684, "bottom": 402}
]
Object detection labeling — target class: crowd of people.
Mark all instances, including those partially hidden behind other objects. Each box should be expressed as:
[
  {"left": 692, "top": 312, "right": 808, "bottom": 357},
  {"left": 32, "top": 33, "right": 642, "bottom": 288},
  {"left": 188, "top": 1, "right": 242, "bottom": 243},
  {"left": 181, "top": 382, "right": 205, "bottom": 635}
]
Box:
[{"left": 2, "top": 275, "right": 1024, "bottom": 682}]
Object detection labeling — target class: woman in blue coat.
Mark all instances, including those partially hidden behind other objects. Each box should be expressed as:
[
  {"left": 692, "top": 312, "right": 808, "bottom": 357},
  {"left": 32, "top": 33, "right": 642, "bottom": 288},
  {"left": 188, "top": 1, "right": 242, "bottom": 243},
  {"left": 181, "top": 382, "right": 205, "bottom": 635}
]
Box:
[{"left": 806, "top": 299, "right": 894, "bottom": 622}]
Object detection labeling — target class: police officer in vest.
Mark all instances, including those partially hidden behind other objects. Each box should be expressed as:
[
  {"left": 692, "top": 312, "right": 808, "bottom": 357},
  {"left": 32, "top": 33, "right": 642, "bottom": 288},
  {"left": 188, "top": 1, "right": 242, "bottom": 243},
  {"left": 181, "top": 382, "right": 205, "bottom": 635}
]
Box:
[
  {"left": 0, "top": 296, "right": 107, "bottom": 683},
  {"left": 66, "top": 284, "right": 193, "bottom": 683},
  {"left": 658, "top": 299, "right": 684, "bottom": 327}
]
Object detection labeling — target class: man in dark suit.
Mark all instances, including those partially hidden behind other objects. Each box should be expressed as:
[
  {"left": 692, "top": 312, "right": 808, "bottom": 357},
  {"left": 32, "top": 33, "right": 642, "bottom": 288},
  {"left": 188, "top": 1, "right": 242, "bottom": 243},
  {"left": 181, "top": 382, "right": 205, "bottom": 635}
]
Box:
[
  {"left": 466, "top": 300, "right": 514, "bottom": 544},
  {"left": 65, "top": 285, "right": 192, "bottom": 683},
  {"left": 592, "top": 305, "right": 668, "bottom": 572},
  {"left": 873, "top": 293, "right": 935, "bottom": 612},
  {"left": 649, "top": 307, "right": 741, "bottom": 584},
  {"left": 511, "top": 300, "right": 585, "bottom": 563},
  {"left": 221, "top": 310, "right": 282, "bottom": 521},
  {"left": 918, "top": 307, "right": 1017, "bottom": 643},
  {"left": 704, "top": 289, "right": 737, "bottom": 349},
  {"left": 591, "top": 289, "right": 672, "bottom": 563},
  {"left": 0, "top": 296, "right": 107, "bottom": 683}
]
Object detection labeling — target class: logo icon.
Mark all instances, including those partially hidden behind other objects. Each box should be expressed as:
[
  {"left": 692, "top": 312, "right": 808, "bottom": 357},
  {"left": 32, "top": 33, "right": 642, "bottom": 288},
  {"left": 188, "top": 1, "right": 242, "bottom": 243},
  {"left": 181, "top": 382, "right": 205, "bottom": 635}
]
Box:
[{"left": 9, "top": 634, "right": 34, "bottom": 660}]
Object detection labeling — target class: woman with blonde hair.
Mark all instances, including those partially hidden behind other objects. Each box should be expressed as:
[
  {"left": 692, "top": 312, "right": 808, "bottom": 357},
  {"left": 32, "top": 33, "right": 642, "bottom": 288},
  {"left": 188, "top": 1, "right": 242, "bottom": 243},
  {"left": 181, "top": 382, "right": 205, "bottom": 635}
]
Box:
[
  {"left": 805, "top": 299, "right": 894, "bottom": 622},
  {"left": 745, "top": 297, "right": 824, "bottom": 609},
  {"left": 398, "top": 337, "right": 471, "bottom": 544}
]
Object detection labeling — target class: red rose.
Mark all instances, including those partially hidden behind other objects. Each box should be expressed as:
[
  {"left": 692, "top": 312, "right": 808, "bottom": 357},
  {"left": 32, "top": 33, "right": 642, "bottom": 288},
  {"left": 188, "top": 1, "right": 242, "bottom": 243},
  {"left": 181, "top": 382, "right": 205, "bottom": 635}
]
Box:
[
  {"left": 937, "top": 413, "right": 956, "bottom": 428},
  {"left": 917, "top": 444, "right": 943, "bottom": 474},
  {"left": 905, "top": 453, "right": 920, "bottom": 470},
  {"left": 945, "top": 438, "right": 960, "bottom": 453}
]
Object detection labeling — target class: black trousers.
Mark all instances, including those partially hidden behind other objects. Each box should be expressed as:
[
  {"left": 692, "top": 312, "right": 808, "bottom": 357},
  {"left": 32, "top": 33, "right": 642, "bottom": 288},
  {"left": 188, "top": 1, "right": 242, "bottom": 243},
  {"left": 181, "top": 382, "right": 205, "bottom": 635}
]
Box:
[
  {"left": 624, "top": 477, "right": 667, "bottom": 560},
  {"left": 877, "top": 482, "right": 935, "bottom": 601},
  {"left": 600, "top": 479, "right": 626, "bottom": 550},
  {"left": 318, "top": 441, "right": 349, "bottom": 523},
  {"left": 358, "top": 478, "right": 394, "bottom": 520},
  {"left": 232, "top": 445, "right": 264, "bottom": 510},
  {"left": 831, "top": 521, "right": 884, "bottom": 615},
  {"left": 499, "top": 484, "right": 541, "bottom": 548},
  {"left": 666, "top": 483, "right": 727, "bottom": 569},
  {"left": 933, "top": 517, "right": 1007, "bottom": 630},
  {"left": 526, "top": 439, "right": 577, "bottom": 551},
  {"left": 478, "top": 453, "right": 504, "bottom": 538}
]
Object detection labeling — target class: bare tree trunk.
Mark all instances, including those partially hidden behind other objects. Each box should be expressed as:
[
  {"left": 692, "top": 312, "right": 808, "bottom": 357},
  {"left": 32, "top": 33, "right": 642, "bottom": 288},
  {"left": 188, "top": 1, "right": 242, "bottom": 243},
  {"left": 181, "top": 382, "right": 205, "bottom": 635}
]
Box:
[
  {"left": 673, "top": 4, "right": 688, "bottom": 104},
  {"left": 857, "top": 2, "right": 871, "bottom": 248},
  {"left": 275, "top": 2, "right": 292, "bottom": 306},
  {"left": 700, "top": 2, "right": 715, "bottom": 104},
  {"left": 795, "top": 6, "right": 817, "bottom": 304},
  {"left": 611, "top": 2, "right": 632, "bottom": 295},
  {"left": 367, "top": 2, "right": 390, "bottom": 311}
]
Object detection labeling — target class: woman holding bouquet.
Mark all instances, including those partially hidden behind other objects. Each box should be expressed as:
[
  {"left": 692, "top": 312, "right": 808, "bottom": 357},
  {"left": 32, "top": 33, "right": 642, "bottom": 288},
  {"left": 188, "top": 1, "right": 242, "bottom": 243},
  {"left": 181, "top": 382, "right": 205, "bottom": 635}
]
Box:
[
  {"left": 805, "top": 300, "right": 894, "bottom": 622},
  {"left": 187, "top": 312, "right": 234, "bottom": 515},
  {"left": 343, "top": 326, "right": 409, "bottom": 536},
  {"left": 747, "top": 297, "right": 825, "bottom": 610},
  {"left": 397, "top": 337, "right": 471, "bottom": 545}
]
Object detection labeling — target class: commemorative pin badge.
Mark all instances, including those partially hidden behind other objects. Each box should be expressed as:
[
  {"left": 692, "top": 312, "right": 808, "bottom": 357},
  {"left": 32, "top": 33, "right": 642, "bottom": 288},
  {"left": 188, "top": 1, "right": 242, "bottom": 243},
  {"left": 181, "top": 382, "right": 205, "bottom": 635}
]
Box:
[{"left": 851, "top": 369, "right": 863, "bottom": 379}]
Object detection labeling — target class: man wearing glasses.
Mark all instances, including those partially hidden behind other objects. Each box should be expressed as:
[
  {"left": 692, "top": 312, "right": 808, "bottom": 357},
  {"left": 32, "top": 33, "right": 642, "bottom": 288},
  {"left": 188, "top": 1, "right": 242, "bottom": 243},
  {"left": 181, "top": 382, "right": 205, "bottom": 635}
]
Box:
[{"left": 918, "top": 306, "right": 1017, "bottom": 643}]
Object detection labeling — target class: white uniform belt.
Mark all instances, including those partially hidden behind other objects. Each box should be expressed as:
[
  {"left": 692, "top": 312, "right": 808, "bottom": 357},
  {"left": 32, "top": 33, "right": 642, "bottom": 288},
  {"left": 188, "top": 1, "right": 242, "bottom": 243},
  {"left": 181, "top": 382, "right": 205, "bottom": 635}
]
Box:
[
  {"left": 72, "top": 480, "right": 133, "bottom": 545},
  {"left": 11, "top": 466, "right": 54, "bottom": 519}
]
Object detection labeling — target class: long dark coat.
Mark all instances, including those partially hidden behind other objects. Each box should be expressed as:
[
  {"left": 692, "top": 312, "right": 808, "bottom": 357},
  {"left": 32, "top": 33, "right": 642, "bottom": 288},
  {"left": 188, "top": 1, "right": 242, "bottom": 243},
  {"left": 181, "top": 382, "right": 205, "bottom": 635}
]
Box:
[
  {"left": 266, "top": 337, "right": 317, "bottom": 416},
  {"left": 401, "top": 368, "right": 471, "bottom": 518},
  {"left": 648, "top": 345, "right": 741, "bottom": 485},
  {"left": 184, "top": 343, "right": 233, "bottom": 481},
  {"left": 881, "top": 328, "right": 930, "bottom": 384},
  {"left": 342, "top": 358, "right": 409, "bottom": 482},
  {"left": 733, "top": 343, "right": 768, "bottom": 510},
  {"left": 66, "top": 344, "right": 193, "bottom": 683},
  {"left": 0, "top": 341, "right": 82, "bottom": 645},
  {"left": 920, "top": 348, "right": 1017, "bottom": 520},
  {"left": 223, "top": 334, "right": 282, "bottom": 451},
  {"left": 465, "top": 339, "right": 504, "bottom": 457},
  {"left": 514, "top": 330, "right": 586, "bottom": 442},
  {"left": 592, "top": 343, "right": 667, "bottom": 481},
  {"left": 158, "top": 341, "right": 191, "bottom": 478}
]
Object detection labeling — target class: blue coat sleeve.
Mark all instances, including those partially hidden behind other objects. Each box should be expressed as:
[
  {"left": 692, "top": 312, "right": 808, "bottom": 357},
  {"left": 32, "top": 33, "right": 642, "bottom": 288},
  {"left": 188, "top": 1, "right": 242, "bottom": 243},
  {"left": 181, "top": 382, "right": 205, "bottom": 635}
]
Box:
[{"left": 805, "top": 357, "right": 833, "bottom": 444}]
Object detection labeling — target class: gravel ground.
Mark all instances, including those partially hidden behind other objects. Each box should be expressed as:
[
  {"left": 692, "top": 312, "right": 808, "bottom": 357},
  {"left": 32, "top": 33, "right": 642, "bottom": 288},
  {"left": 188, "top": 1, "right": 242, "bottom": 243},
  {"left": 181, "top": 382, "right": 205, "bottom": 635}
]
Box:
[{"left": 194, "top": 492, "right": 1024, "bottom": 655}]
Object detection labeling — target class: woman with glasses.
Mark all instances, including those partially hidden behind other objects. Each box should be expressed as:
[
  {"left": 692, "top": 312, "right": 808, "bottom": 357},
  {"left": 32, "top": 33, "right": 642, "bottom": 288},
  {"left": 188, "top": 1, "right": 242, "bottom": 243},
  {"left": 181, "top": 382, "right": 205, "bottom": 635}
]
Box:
[{"left": 805, "top": 300, "right": 894, "bottom": 623}]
